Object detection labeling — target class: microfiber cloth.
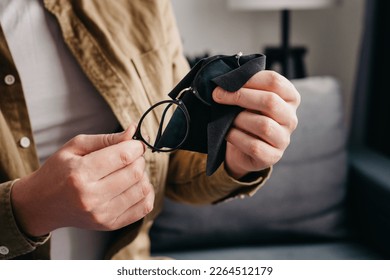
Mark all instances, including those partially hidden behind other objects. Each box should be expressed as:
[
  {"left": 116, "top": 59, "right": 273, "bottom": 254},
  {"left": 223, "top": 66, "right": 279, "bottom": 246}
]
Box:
[{"left": 156, "top": 53, "right": 266, "bottom": 176}]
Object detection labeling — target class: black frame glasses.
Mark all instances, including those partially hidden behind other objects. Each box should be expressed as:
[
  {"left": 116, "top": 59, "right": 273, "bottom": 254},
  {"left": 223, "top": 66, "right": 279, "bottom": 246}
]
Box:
[
  {"left": 132, "top": 98, "right": 190, "bottom": 152},
  {"left": 132, "top": 52, "right": 244, "bottom": 153}
]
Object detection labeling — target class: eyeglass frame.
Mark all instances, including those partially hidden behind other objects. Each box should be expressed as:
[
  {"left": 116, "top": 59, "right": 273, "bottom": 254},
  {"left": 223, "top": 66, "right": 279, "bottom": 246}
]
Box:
[{"left": 132, "top": 52, "right": 244, "bottom": 153}]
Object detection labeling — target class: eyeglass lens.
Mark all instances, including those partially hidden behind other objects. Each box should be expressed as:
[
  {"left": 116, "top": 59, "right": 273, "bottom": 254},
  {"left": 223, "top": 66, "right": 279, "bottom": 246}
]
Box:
[{"left": 134, "top": 100, "right": 189, "bottom": 152}]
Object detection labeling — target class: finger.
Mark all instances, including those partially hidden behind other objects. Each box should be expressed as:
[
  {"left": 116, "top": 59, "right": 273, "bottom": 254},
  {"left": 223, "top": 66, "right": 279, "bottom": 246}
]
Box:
[
  {"left": 226, "top": 127, "right": 283, "bottom": 170},
  {"left": 233, "top": 110, "right": 290, "bottom": 150},
  {"left": 244, "top": 70, "right": 301, "bottom": 106},
  {"left": 83, "top": 139, "right": 146, "bottom": 181},
  {"left": 94, "top": 157, "right": 146, "bottom": 199},
  {"left": 213, "top": 87, "right": 294, "bottom": 127},
  {"left": 67, "top": 124, "right": 137, "bottom": 156},
  {"left": 107, "top": 172, "right": 153, "bottom": 218},
  {"left": 112, "top": 186, "right": 155, "bottom": 229}
]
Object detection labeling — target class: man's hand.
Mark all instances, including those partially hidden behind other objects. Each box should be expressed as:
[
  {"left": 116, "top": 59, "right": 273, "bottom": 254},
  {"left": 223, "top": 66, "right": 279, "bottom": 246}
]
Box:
[
  {"left": 11, "top": 125, "right": 154, "bottom": 237},
  {"left": 212, "top": 70, "right": 300, "bottom": 179}
]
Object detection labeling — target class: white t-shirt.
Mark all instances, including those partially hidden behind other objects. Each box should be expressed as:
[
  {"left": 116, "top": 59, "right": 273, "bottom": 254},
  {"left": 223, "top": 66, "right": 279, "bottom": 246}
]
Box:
[{"left": 0, "top": 0, "right": 120, "bottom": 259}]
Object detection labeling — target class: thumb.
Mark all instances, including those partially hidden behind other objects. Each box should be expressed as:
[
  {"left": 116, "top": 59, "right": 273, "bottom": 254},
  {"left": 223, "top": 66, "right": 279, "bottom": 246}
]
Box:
[{"left": 68, "top": 124, "right": 138, "bottom": 155}]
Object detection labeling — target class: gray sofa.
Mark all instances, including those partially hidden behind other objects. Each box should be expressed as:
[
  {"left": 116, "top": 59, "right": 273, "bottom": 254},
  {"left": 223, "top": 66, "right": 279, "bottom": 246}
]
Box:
[{"left": 149, "top": 76, "right": 389, "bottom": 260}]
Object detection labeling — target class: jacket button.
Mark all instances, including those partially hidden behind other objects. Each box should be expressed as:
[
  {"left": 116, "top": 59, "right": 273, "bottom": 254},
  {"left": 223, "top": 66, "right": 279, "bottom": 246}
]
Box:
[
  {"left": 4, "top": 74, "right": 15, "bottom": 85},
  {"left": 19, "top": 137, "right": 31, "bottom": 148},
  {"left": 0, "top": 246, "right": 9, "bottom": 255}
]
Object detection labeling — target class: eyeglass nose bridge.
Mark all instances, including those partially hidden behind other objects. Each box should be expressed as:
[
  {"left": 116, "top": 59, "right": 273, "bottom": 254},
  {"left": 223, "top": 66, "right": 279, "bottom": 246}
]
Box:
[
  {"left": 176, "top": 87, "right": 192, "bottom": 100},
  {"left": 177, "top": 86, "right": 211, "bottom": 107}
]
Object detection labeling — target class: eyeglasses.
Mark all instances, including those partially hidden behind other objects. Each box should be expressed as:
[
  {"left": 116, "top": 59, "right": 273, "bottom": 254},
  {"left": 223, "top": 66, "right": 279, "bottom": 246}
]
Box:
[
  {"left": 132, "top": 52, "right": 244, "bottom": 153},
  {"left": 132, "top": 98, "right": 190, "bottom": 152}
]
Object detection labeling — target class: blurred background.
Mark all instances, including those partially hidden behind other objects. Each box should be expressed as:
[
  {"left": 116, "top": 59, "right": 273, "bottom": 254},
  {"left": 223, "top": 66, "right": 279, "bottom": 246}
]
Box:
[{"left": 171, "top": 0, "right": 363, "bottom": 128}]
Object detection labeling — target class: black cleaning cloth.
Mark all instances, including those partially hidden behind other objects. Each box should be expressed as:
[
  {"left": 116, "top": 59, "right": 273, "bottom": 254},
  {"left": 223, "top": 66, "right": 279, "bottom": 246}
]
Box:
[{"left": 156, "top": 53, "right": 266, "bottom": 176}]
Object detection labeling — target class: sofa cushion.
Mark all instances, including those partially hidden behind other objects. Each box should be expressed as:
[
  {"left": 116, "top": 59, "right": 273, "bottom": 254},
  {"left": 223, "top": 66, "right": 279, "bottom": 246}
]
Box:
[
  {"left": 150, "top": 76, "right": 348, "bottom": 252},
  {"left": 153, "top": 242, "right": 381, "bottom": 260}
]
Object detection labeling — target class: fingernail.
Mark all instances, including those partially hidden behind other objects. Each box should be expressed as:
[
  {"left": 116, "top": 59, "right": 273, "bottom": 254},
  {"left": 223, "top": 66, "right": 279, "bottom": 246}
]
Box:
[
  {"left": 127, "top": 124, "right": 137, "bottom": 137},
  {"left": 215, "top": 88, "right": 224, "bottom": 99}
]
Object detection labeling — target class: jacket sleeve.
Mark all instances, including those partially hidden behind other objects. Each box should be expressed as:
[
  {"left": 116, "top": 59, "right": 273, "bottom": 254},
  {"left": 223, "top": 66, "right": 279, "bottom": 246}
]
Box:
[
  {"left": 166, "top": 151, "right": 271, "bottom": 204},
  {"left": 0, "top": 180, "right": 49, "bottom": 260}
]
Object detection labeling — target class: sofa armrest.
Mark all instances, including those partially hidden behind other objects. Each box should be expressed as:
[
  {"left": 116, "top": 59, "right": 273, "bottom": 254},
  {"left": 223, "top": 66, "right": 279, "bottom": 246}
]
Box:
[{"left": 348, "top": 148, "right": 390, "bottom": 257}]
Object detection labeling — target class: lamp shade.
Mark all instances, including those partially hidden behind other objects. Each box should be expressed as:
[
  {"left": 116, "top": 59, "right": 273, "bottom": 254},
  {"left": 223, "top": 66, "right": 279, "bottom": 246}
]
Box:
[{"left": 228, "top": 0, "right": 339, "bottom": 11}]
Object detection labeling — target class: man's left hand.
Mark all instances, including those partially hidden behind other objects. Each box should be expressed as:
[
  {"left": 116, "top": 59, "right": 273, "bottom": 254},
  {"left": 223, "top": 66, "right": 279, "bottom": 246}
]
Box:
[{"left": 212, "top": 70, "right": 301, "bottom": 179}]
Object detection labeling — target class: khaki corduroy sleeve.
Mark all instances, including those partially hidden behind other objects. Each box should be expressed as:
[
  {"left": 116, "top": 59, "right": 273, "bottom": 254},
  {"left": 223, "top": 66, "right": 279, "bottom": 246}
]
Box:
[
  {"left": 0, "top": 180, "right": 50, "bottom": 260},
  {"left": 166, "top": 150, "right": 272, "bottom": 205}
]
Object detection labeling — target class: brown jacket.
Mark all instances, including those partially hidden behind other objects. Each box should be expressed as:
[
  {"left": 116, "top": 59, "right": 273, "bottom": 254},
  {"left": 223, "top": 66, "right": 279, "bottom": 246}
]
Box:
[{"left": 0, "top": 0, "right": 270, "bottom": 260}]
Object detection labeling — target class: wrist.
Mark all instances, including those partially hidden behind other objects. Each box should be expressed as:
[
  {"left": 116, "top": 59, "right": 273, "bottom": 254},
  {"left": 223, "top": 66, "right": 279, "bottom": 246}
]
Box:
[
  {"left": 224, "top": 161, "right": 249, "bottom": 180},
  {"left": 10, "top": 175, "right": 52, "bottom": 238}
]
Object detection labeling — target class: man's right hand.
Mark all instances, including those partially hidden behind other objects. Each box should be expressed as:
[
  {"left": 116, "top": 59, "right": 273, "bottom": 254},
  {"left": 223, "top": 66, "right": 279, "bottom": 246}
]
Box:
[{"left": 11, "top": 125, "right": 154, "bottom": 237}]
